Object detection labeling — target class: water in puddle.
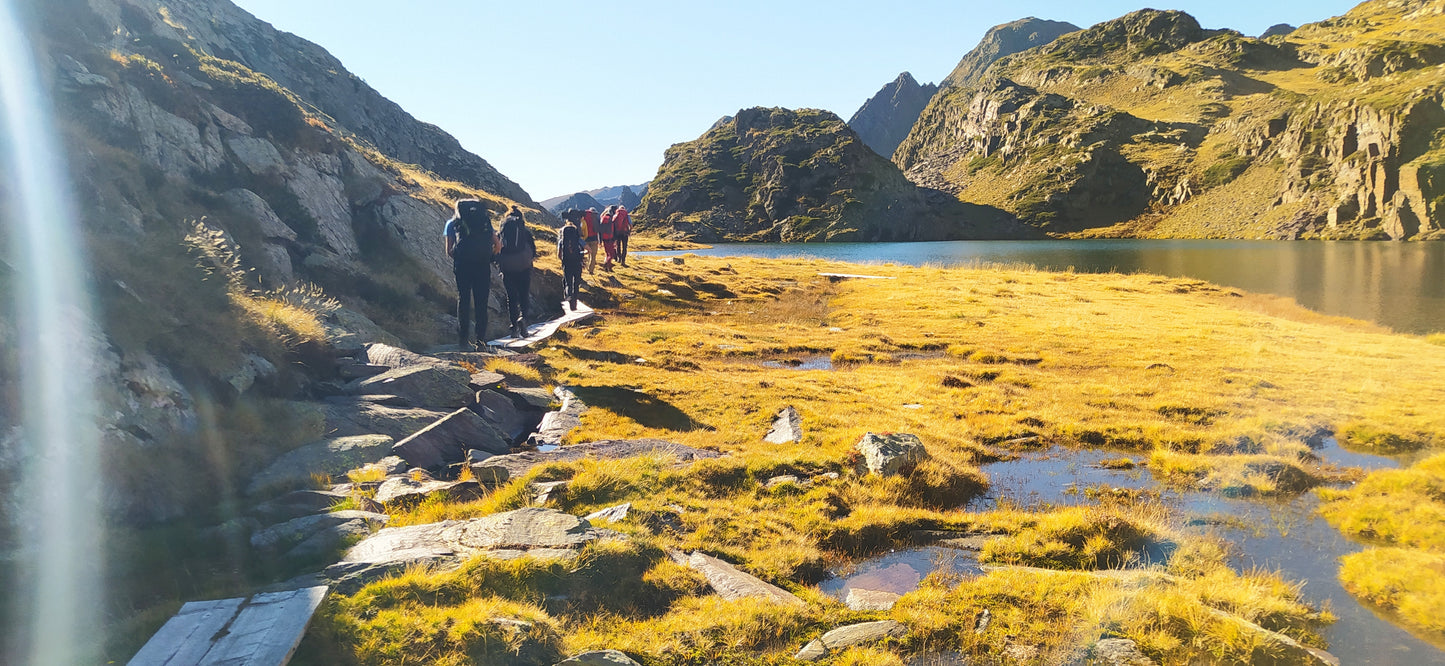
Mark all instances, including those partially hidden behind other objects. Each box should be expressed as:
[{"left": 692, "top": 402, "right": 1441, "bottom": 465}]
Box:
[
  {"left": 535, "top": 444, "right": 559, "bottom": 453},
  {"left": 819, "top": 545, "right": 984, "bottom": 601},
  {"left": 760, "top": 355, "right": 834, "bottom": 370},
  {"left": 966, "top": 447, "right": 1156, "bottom": 511}
]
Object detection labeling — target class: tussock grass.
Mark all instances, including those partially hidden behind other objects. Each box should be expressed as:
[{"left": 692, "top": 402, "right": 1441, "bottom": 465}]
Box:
[
  {"left": 485, "top": 357, "right": 547, "bottom": 386},
  {"left": 981, "top": 503, "right": 1176, "bottom": 570},
  {"left": 1339, "top": 548, "right": 1445, "bottom": 634}
]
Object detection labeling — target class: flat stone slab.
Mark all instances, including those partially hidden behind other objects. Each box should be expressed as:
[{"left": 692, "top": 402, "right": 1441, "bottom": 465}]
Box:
[
  {"left": 355, "top": 363, "right": 475, "bottom": 409},
  {"left": 845, "top": 587, "right": 901, "bottom": 611},
  {"left": 127, "top": 586, "right": 327, "bottom": 666},
  {"left": 554, "top": 650, "right": 642, "bottom": 665},
  {"left": 474, "top": 389, "right": 542, "bottom": 444},
  {"left": 584, "top": 503, "right": 631, "bottom": 524},
  {"left": 765, "top": 406, "right": 803, "bottom": 444},
  {"left": 251, "top": 510, "right": 388, "bottom": 551},
  {"left": 469, "top": 371, "right": 506, "bottom": 390},
  {"left": 392, "top": 408, "right": 510, "bottom": 470},
  {"left": 247, "top": 434, "right": 395, "bottom": 495},
  {"left": 505, "top": 387, "right": 556, "bottom": 410},
  {"left": 686, "top": 551, "right": 805, "bottom": 607},
  {"left": 531, "top": 386, "right": 587, "bottom": 447},
  {"left": 374, "top": 476, "right": 488, "bottom": 506},
  {"left": 250, "top": 490, "right": 346, "bottom": 524},
  {"left": 362, "top": 342, "right": 442, "bottom": 369},
  {"left": 1091, "top": 638, "right": 1157, "bottom": 665},
  {"left": 795, "top": 620, "right": 907, "bottom": 661},
  {"left": 475, "top": 439, "right": 720, "bottom": 478},
  {"left": 321, "top": 399, "right": 447, "bottom": 440}
]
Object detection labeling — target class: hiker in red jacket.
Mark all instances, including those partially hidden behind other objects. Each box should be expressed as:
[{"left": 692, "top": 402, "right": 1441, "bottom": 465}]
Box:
[
  {"left": 581, "top": 207, "right": 601, "bottom": 275},
  {"left": 614, "top": 205, "right": 632, "bottom": 267},
  {"left": 598, "top": 205, "right": 618, "bottom": 272}
]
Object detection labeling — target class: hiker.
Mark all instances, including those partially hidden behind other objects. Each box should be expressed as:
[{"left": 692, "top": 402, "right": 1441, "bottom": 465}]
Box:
[
  {"left": 614, "top": 204, "right": 632, "bottom": 267},
  {"left": 444, "top": 199, "right": 499, "bottom": 349},
  {"left": 557, "top": 210, "right": 586, "bottom": 312},
  {"left": 581, "top": 207, "right": 601, "bottom": 275},
  {"left": 599, "top": 205, "right": 617, "bottom": 272},
  {"left": 496, "top": 205, "right": 537, "bottom": 338}
]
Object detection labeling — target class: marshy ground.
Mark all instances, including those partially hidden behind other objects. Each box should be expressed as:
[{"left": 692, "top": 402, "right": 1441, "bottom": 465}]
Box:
[{"left": 297, "top": 253, "right": 1445, "bottom": 665}]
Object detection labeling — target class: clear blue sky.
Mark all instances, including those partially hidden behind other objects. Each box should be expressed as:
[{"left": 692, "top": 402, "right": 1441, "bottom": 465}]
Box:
[{"left": 230, "top": 0, "right": 1361, "bottom": 201}]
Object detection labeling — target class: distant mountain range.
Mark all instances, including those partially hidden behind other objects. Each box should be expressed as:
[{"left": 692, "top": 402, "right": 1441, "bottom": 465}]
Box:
[{"left": 541, "top": 183, "right": 649, "bottom": 212}]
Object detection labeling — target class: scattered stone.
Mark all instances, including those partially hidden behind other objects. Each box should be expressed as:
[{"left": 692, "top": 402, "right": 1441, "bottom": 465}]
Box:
[
  {"left": 467, "top": 449, "right": 495, "bottom": 464},
  {"left": 813, "top": 471, "right": 841, "bottom": 483},
  {"left": 584, "top": 503, "right": 631, "bottom": 524},
  {"left": 667, "top": 257, "right": 685, "bottom": 265},
  {"left": 686, "top": 551, "right": 805, "bottom": 607},
  {"left": 221, "top": 353, "right": 277, "bottom": 396},
  {"left": 764, "top": 475, "right": 802, "bottom": 489},
  {"left": 469, "top": 371, "right": 505, "bottom": 391},
  {"left": 474, "top": 389, "right": 542, "bottom": 444},
  {"left": 795, "top": 620, "right": 907, "bottom": 661},
  {"left": 531, "top": 386, "right": 587, "bottom": 447},
  {"left": 1091, "top": 638, "right": 1156, "bottom": 665},
  {"left": 845, "top": 588, "right": 901, "bottom": 611},
  {"left": 554, "top": 649, "right": 642, "bottom": 666},
  {"left": 477, "top": 439, "right": 720, "bottom": 478},
  {"left": 362, "top": 343, "right": 440, "bottom": 369},
  {"left": 506, "top": 387, "right": 556, "bottom": 410},
  {"left": 533, "top": 481, "right": 569, "bottom": 505},
  {"left": 320, "top": 399, "right": 447, "bottom": 440},
  {"left": 392, "top": 408, "right": 510, "bottom": 470},
  {"left": 351, "top": 455, "right": 408, "bottom": 478},
  {"left": 854, "top": 432, "right": 929, "bottom": 477},
  {"left": 251, "top": 510, "right": 388, "bottom": 552},
  {"left": 374, "top": 477, "right": 487, "bottom": 507},
  {"left": 1003, "top": 644, "right": 1039, "bottom": 662},
  {"left": 284, "top": 517, "right": 376, "bottom": 562},
  {"left": 764, "top": 406, "right": 803, "bottom": 444},
  {"left": 355, "top": 364, "right": 475, "bottom": 409},
  {"left": 246, "top": 435, "right": 395, "bottom": 495},
  {"left": 974, "top": 608, "right": 990, "bottom": 634}
]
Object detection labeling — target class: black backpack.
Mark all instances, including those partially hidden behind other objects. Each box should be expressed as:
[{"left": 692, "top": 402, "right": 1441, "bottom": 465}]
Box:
[
  {"left": 453, "top": 201, "right": 493, "bottom": 264},
  {"left": 557, "top": 224, "right": 584, "bottom": 260},
  {"left": 497, "top": 213, "right": 535, "bottom": 272}
]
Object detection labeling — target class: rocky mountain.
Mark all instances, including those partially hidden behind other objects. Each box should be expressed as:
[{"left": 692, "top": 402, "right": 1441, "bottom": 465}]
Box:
[
  {"left": 634, "top": 107, "right": 1026, "bottom": 242},
  {"left": 847, "top": 72, "right": 939, "bottom": 159},
  {"left": 546, "top": 191, "right": 605, "bottom": 214},
  {"left": 897, "top": 1, "right": 1445, "bottom": 239},
  {"left": 941, "top": 17, "right": 1081, "bottom": 91},
  {"left": 541, "top": 182, "right": 649, "bottom": 212},
  {"left": 1260, "top": 23, "right": 1297, "bottom": 39},
  {"left": 0, "top": 0, "right": 562, "bottom": 528}
]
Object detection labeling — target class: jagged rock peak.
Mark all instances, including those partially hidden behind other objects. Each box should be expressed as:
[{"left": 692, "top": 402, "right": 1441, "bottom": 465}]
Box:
[
  {"left": 942, "top": 17, "right": 1081, "bottom": 90},
  {"left": 847, "top": 72, "right": 939, "bottom": 159},
  {"left": 1260, "top": 23, "right": 1297, "bottom": 39},
  {"left": 1034, "top": 9, "right": 1208, "bottom": 60}
]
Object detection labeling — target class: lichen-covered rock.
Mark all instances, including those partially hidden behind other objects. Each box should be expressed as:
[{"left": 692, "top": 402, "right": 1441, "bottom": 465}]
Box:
[
  {"left": 247, "top": 435, "right": 395, "bottom": 495},
  {"left": 795, "top": 620, "right": 907, "bottom": 661},
  {"left": 854, "top": 432, "right": 929, "bottom": 476},
  {"left": 354, "top": 363, "right": 475, "bottom": 409},
  {"left": 686, "top": 551, "right": 805, "bottom": 606},
  {"left": 554, "top": 650, "right": 642, "bottom": 666},
  {"left": 764, "top": 406, "right": 803, "bottom": 444},
  {"left": 251, "top": 510, "right": 388, "bottom": 551},
  {"left": 373, "top": 476, "right": 488, "bottom": 506},
  {"left": 392, "top": 408, "right": 510, "bottom": 470}
]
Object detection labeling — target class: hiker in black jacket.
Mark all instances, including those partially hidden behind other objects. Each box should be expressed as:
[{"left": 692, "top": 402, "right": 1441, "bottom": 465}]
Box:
[
  {"left": 496, "top": 205, "right": 537, "bottom": 338},
  {"left": 557, "top": 210, "right": 586, "bottom": 312},
  {"left": 444, "top": 199, "right": 500, "bottom": 349}
]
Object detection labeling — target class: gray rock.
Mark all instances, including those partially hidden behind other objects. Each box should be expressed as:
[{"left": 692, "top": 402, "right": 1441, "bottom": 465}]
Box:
[
  {"left": 845, "top": 588, "right": 901, "bottom": 611},
  {"left": 287, "top": 151, "right": 358, "bottom": 258},
  {"left": 469, "top": 371, "right": 505, "bottom": 390},
  {"left": 1091, "top": 638, "right": 1156, "bottom": 666},
  {"left": 765, "top": 406, "right": 803, "bottom": 444},
  {"left": 226, "top": 136, "right": 286, "bottom": 175},
  {"left": 506, "top": 386, "right": 557, "bottom": 410},
  {"left": 686, "top": 551, "right": 805, "bottom": 607},
  {"left": 355, "top": 364, "right": 475, "bottom": 409},
  {"left": 795, "top": 621, "right": 907, "bottom": 661},
  {"left": 532, "top": 386, "right": 587, "bottom": 447},
  {"left": 251, "top": 510, "right": 388, "bottom": 551},
  {"left": 337, "top": 361, "right": 389, "bottom": 380},
  {"left": 252, "top": 241, "right": 295, "bottom": 286},
  {"left": 363, "top": 343, "right": 441, "bottom": 369},
  {"left": 764, "top": 475, "right": 802, "bottom": 489},
  {"left": 474, "top": 389, "right": 541, "bottom": 444},
  {"left": 554, "top": 650, "right": 642, "bottom": 666},
  {"left": 324, "top": 309, "right": 404, "bottom": 351},
  {"left": 220, "top": 353, "right": 277, "bottom": 396},
  {"left": 321, "top": 399, "right": 447, "bottom": 440},
  {"left": 349, "top": 455, "right": 408, "bottom": 479},
  {"left": 374, "top": 477, "right": 486, "bottom": 506},
  {"left": 284, "top": 517, "right": 374, "bottom": 562},
  {"left": 393, "top": 408, "right": 510, "bottom": 470},
  {"left": 221, "top": 189, "right": 297, "bottom": 242},
  {"left": 247, "top": 434, "right": 395, "bottom": 495},
  {"left": 250, "top": 490, "right": 346, "bottom": 523},
  {"left": 477, "top": 439, "right": 719, "bottom": 478},
  {"left": 533, "top": 481, "right": 569, "bottom": 505},
  {"left": 467, "top": 449, "right": 495, "bottom": 464},
  {"left": 584, "top": 503, "right": 631, "bottom": 524},
  {"left": 855, "top": 432, "right": 929, "bottom": 477}
]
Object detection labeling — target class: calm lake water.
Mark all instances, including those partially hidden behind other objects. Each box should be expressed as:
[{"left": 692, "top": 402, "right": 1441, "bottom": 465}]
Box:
[{"left": 641, "top": 240, "right": 1445, "bottom": 334}]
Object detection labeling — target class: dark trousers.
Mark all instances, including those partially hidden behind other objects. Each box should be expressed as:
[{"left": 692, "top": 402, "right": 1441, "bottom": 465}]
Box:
[
  {"left": 455, "top": 263, "right": 491, "bottom": 345},
  {"left": 561, "top": 257, "right": 583, "bottom": 308},
  {"left": 616, "top": 231, "right": 630, "bottom": 265},
  {"left": 502, "top": 269, "right": 531, "bottom": 330}
]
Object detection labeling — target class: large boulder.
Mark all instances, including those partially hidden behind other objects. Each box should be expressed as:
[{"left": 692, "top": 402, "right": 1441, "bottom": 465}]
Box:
[
  {"left": 531, "top": 386, "right": 587, "bottom": 447},
  {"left": 354, "top": 364, "right": 475, "bottom": 409},
  {"left": 474, "top": 389, "right": 543, "bottom": 444},
  {"left": 250, "top": 510, "right": 389, "bottom": 552},
  {"left": 320, "top": 398, "right": 447, "bottom": 440},
  {"left": 246, "top": 434, "right": 395, "bottom": 495},
  {"left": 373, "top": 477, "right": 489, "bottom": 507},
  {"left": 764, "top": 406, "right": 803, "bottom": 444},
  {"left": 685, "top": 551, "right": 805, "bottom": 607},
  {"left": 854, "top": 432, "right": 928, "bottom": 477},
  {"left": 392, "top": 408, "right": 510, "bottom": 470},
  {"left": 362, "top": 343, "right": 442, "bottom": 369}
]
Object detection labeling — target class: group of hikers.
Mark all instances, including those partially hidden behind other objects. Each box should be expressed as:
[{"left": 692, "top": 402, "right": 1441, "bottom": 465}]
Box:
[{"left": 443, "top": 200, "right": 633, "bottom": 350}]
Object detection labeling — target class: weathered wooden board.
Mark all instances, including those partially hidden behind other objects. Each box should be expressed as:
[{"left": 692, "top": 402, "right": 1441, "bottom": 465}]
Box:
[
  {"left": 488, "top": 301, "right": 596, "bottom": 348},
  {"left": 127, "top": 586, "right": 327, "bottom": 666}
]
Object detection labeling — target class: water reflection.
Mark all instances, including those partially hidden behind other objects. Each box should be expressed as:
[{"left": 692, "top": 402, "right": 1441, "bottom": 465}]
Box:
[{"left": 639, "top": 240, "right": 1445, "bottom": 334}]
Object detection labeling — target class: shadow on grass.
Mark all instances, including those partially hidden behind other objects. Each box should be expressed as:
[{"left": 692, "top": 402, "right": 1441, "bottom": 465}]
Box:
[{"left": 572, "top": 385, "right": 714, "bottom": 433}]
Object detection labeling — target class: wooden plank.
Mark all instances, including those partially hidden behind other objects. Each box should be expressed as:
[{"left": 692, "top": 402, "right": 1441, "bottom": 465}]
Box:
[
  {"left": 127, "top": 598, "right": 244, "bottom": 666},
  {"left": 488, "top": 301, "right": 596, "bottom": 348},
  {"left": 198, "top": 586, "right": 328, "bottom": 666}
]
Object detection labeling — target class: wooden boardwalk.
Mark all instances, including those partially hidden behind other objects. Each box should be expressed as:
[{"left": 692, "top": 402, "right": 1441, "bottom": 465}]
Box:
[
  {"left": 128, "top": 586, "right": 327, "bottom": 666},
  {"left": 488, "top": 301, "right": 596, "bottom": 348}
]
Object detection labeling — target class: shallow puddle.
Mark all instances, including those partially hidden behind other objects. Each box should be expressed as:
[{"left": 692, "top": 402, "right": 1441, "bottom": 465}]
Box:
[
  {"left": 968, "top": 442, "right": 1445, "bottom": 664},
  {"left": 819, "top": 545, "right": 984, "bottom": 601},
  {"left": 760, "top": 355, "right": 834, "bottom": 370}
]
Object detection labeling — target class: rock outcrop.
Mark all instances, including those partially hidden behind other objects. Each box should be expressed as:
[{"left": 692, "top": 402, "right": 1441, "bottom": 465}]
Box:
[
  {"left": 847, "top": 72, "right": 939, "bottom": 159},
  {"left": 896, "top": 3, "right": 1445, "bottom": 239},
  {"left": 636, "top": 106, "right": 1028, "bottom": 242},
  {"left": 941, "top": 17, "right": 1081, "bottom": 90}
]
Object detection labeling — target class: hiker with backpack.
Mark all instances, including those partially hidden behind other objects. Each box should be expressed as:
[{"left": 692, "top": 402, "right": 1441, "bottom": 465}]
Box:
[
  {"left": 582, "top": 207, "right": 601, "bottom": 275},
  {"left": 444, "top": 199, "right": 500, "bottom": 349},
  {"left": 557, "top": 210, "right": 586, "bottom": 312},
  {"left": 496, "top": 205, "right": 537, "bottom": 338},
  {"left": 599, "top": 205, "right": 617, "bottom": 272},
  {"left": 614, "top": 204, "right": 632, "bottom": 267}
]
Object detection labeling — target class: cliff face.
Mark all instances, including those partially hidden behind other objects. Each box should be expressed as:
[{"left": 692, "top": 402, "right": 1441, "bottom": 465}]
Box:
[
  {"left": 0, "top": 0, "right": 559, "bottom": 524},
  {"left": 898, "top": 1, "right": 1445, "bottom": 239},
  {"left": 635, "top": 107, "right": 1026, "bottom": 242},
  {"left": 847, "top": 72, "right": 939, "bottom": 159},
  {"left": 941, "top": 17, "right": 1081, "bottom": 91}
]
